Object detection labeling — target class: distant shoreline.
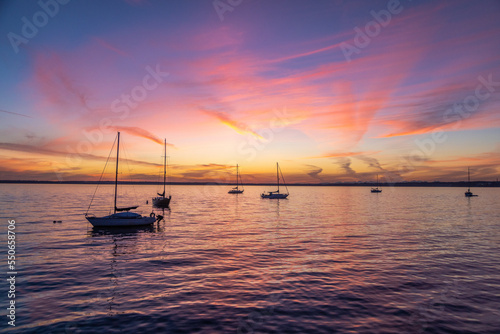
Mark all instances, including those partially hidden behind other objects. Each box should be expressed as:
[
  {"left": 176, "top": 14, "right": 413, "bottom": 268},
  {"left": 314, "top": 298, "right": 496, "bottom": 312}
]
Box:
[{"left": 1, "top": 180, "right": 499, "bottom": 187}]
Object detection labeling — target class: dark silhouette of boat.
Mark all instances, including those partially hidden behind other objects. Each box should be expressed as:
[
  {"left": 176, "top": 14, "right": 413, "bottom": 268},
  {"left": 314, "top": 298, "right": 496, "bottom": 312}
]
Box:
[
  {"left": 261, "top": 162, "right": 289, "bottom": 199},
  {"left": 153, "top": 139, "right": 172, "bottom": 208},
  {"left": 465, "top": 167, "right": 478, "bottom": 197},
  {"left": 228, "top": 164, "right": 244, "bottom": 194},
  {"left": 85, "top": 132, "right": 157, "bottom": 227},
  {"left": 371, "top": 174, "right": 382, "bottom": 193}
]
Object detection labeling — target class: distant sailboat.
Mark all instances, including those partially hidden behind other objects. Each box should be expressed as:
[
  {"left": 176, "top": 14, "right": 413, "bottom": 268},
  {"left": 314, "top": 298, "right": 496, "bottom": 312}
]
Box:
[
  {"left": 153, "top": 139, "right": 172, "bottom": 208},
  {"left": 371, "top": 174, "right": 382, "bottom": 193},
  {"left": 85, "top": 132, "right": 157, "bottom": 227},
  {"left": 261, "top": 162, "right": 289, "bottom": 199},
  {"left": 465, "top": 167, "right": 478, "bottom": 197},
  {"left": 228, "top": 164, "right": 244, "bottom": 194}
]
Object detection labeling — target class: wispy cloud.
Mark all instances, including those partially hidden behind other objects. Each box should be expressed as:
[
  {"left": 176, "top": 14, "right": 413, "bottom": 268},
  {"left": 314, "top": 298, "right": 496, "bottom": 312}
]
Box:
[
  {"left": 267, "top": 41, "right": 344, "bottom": 64},
  {"left": 106, "top": 126, "right": 174, "bottom": 147},
  {"left": 32, "top": 51, "right": 92, "bottom": 112},
  {"left": 94, "top": 37, "right": 129, "bottom": 57},
  {"left": 356, "top": 155, "right": 384, "bottom": 171},
  {"left": 378, "top": 84, "right": 500, "bottom": 138},
  {"left": 0, "top": 142, "right": 160, "bottom": 167},
  {"left": 336, "top": 157, "right": 356, "bottom": 176},
  {"left": 312, "top": 151, "right": 377, "bottom": 159},
  {"left": 199, "top": 163, "right": 231, "bottom": 169},
  {"left": 201, "top": 108, "right": 264, "bottom": 139},
  {"left": 180, "top": 163, "right": 231, "bottom": 179},
  {"left": 0, "top": 109, "right": 33, "bottom": 118},
  {"left": 305, "top": 164, "right": 323, "bottom": 181}
]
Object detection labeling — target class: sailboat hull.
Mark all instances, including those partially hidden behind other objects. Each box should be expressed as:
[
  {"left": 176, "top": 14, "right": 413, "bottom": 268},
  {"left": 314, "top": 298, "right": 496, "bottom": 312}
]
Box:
[
  {"left": 228, "top": 189, "right": 244, "bottom": 194},
  {"left": 153, "top": 196, "right": 171, "bottom": 207},
  {"left": 86, "top": 214, "right": 156, "bottom": 227},
  {"left": 261, "top": 193, "right": 288, "bottom": 199}
]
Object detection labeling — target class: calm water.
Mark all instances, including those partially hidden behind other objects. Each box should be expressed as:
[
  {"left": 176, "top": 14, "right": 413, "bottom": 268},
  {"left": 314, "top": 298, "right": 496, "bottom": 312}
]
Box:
[{"left": 1, "top": 184, "right": 499, "bottom": 333}]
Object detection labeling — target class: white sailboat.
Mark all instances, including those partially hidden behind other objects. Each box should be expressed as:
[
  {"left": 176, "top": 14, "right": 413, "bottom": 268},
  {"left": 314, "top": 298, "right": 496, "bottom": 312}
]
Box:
[
  {"left": 153, "top": 139, "right": 172, "bottom": 207},
  {"left": 465, "top": 167, "right": 478, "bottom": 197},
  {"left": 85, "top": 132, "right": 157, "bottom": 227},
  {"left": 228, "top": 164, "right": 244, "bottom": 194},
  {"left": 371, "top": 174, "right": 382, "bottom": 193},
  {"left": 261, "top": 162, "right": 289, "bottom": 199}
]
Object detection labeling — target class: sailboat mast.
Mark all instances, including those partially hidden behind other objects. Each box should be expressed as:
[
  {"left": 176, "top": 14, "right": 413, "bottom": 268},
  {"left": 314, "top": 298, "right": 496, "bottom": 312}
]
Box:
[
  {"left": 236, "top": 164, "right": 239, "bottom": 189},
  {"left": 114, "top": 132, "right": 120, "bottom": 214},
  {"left": 277, "top": 162, "right": 280, "bottom": 193},
  {"left": 163, "top": 139, "right": 166, "bottom": 197},
  {"left": 468, "top": 167, "right": 471, "bottom": 191}
]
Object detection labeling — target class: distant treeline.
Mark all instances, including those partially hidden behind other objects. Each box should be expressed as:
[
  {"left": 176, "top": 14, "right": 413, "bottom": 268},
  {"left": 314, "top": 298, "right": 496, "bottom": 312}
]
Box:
[{"left": 1, "top": 180, "right": 499, "bottom": 187}]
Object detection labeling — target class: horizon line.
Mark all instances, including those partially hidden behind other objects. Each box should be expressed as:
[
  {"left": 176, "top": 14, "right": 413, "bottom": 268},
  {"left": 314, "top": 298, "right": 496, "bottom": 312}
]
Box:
[{"left": 1, "top": 180, "right": 499, "bottom": 187}]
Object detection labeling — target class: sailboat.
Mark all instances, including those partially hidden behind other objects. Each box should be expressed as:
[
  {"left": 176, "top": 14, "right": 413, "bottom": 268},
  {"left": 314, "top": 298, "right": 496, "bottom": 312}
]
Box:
[
  {"left": 371, "top": 174, "right": 382, "bottom": 193},
  {"left": 465, "top": 167, "right": 478, "bottom": 197},
  {"left": 228, "top": 164, "right": 244, "bottom": 194},
  {"left": 153, "top": 139, "right": 172, "bottom": 207},
  {"left": 261, "top": 162, "right": 289, "bottom": 199},
  {"left": 85, "top": 132, "right": 157, "bottom": 227}
]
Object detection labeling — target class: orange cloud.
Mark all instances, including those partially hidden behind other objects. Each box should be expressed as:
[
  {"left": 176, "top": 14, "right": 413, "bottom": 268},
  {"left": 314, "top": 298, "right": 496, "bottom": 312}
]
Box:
[
  {"left": 201, "top": 108, "right": 264, "bottom": 139},
  {"left": 311, "top": 151, "right": 378, "bottom": 159},
  {"left": 179, "top": 163, "right": 232, "bottom": 180}
]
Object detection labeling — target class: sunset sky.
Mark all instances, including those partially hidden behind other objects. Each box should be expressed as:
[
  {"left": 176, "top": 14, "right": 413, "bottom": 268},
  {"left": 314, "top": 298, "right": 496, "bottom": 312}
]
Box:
[{"left": 1, "top": 0, "right": 499, "bottom": 183}]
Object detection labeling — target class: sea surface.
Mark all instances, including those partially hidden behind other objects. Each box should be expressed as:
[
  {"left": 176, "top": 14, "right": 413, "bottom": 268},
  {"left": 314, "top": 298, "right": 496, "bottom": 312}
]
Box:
[{"left": 0, "top": 184, "right": 499, "bottom": 333}]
